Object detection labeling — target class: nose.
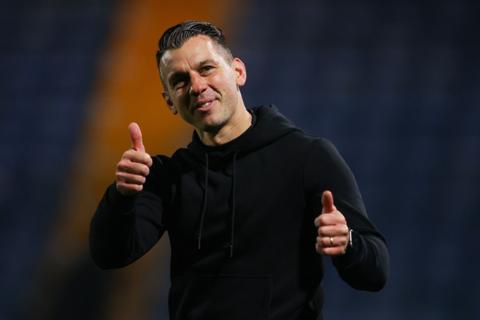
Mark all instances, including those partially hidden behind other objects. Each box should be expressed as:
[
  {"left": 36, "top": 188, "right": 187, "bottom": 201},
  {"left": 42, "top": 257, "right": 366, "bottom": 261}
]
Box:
[{"left": 189, "top": 72, "right": 207, "bottom": 96}]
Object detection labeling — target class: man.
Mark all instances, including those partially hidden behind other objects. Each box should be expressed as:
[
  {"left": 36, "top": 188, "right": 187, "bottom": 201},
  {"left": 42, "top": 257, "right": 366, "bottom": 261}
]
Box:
[{"left": 90, "top": 21, "right": 389, "bottom": 320}]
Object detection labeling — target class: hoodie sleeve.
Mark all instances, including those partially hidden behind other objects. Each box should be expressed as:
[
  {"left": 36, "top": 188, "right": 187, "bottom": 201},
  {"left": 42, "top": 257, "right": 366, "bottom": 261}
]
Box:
[
  {"left": 89, "top": 155, "right": 173, "bottom": 269},
  {"left": 304, "top": 138, "right": 389, "bottom": 291}
]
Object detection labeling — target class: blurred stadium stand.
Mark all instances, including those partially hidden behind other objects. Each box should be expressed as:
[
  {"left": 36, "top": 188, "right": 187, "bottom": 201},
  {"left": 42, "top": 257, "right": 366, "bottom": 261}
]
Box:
[{"left": 0, "top": 0, "right": 115, "bottom": 319}]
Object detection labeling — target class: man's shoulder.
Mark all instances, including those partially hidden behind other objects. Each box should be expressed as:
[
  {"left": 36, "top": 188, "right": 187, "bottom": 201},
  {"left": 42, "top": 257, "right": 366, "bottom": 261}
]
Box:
[
  {"left": 155, "top": 148, "right": 201, "bottom": 170},
  {"left": 280, "top": 130, "right": 334, "bottom": 150},
  {"left": 149, "top": 154, "right": 181, "bottom": 175}
]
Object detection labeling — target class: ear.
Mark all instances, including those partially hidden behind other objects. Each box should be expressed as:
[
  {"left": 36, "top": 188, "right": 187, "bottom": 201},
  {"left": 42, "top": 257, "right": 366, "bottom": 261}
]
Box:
[
  {"left": 162, "top": 92, "right": 177, "bottom": 114},
  {"left": 232, "top": 58, "right": 247, "bottom": 87}
]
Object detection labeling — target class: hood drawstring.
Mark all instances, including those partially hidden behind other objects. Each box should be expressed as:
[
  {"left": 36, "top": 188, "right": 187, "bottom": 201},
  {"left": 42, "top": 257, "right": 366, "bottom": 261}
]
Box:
[
  {"left": 197, "top": 153, "right": 209, "bottom": 250},
  {"left": 196, "top": 152, "right": 238, "bottom": 258},
  {"left": 227, "top": 152, "right": 238, "bottom": 258}
]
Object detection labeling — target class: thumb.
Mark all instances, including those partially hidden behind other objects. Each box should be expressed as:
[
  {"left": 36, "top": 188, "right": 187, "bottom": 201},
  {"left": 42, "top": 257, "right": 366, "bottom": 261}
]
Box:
[
  {"left": 128, "top": 122, "right": 145, "bottom": 152},
  {"left": 322, "top": 190, "right": 337, "bottom": 213}
]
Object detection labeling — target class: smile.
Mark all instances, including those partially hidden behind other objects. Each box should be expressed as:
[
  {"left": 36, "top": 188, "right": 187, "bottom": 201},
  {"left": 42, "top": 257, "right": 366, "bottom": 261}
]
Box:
[{"left": 194, "top": 99, "right": 216, "bottom": 112}]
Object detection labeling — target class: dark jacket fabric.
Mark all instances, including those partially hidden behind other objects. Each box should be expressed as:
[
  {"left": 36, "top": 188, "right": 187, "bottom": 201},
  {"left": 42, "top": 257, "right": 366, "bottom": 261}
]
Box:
[{"left": 90, "top": 105, "right": 389, "bottom": 320}]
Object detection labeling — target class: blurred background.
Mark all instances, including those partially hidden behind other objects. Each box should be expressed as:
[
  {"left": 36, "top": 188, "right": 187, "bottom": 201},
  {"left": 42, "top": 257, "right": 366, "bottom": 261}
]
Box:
[{"left": 1, "top": 0, "right": 479, "bottom": 319}]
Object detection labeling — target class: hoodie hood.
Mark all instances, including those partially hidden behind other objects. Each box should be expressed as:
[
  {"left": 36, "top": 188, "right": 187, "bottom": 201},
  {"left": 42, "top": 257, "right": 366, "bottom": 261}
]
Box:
[{"left": 187, "top": 105, "right": 301, "bottom": 161}]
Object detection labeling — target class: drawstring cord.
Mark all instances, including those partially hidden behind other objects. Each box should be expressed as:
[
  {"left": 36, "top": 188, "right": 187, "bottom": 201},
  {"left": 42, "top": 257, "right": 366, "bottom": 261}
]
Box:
[
  {"left": 227, "top": 152, "right": 238, "bottom": 258},
  {"left": 197, "top": 153, "right": 209, "bottom": 250},
  {"left": 196, "top": 151, "right": 238, "bottom": 258}
]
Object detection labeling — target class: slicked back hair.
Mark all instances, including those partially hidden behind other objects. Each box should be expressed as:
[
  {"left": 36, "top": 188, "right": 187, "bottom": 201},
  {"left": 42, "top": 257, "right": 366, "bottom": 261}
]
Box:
[{"left": 156, "top": 21, "right": 233, "bottom": 74}]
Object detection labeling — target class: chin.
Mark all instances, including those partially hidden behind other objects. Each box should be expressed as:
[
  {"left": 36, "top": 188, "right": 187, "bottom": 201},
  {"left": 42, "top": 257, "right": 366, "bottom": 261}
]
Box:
[
  {"left": 199, "top": 117, "right": 227, "bottom": 133},
  {"left": 200, "top": 123, "right": 222, "bottom": 133}
]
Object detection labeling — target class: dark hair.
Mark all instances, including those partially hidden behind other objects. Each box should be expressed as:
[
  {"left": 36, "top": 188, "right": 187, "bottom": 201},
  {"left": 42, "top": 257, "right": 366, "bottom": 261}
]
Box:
[{"left": 156, "top": 20, "right": 233, "bottom": 67}]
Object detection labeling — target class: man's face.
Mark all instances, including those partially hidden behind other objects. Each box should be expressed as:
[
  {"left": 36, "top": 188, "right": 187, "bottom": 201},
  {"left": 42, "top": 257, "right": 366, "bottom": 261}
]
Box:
[{"left": 160, "top": 35, "right": 246, "bottom": 132}]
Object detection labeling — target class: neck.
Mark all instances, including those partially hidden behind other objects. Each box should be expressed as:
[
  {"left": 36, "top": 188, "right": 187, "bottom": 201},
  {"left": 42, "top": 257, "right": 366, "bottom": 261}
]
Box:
[{"left": 197, "top": 108, "right": 252, "bottom": 146}]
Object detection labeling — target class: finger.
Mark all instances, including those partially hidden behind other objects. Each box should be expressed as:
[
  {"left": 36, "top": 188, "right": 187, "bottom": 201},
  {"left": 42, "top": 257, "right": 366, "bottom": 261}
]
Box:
[
  {"left": 317, "top": 246, "right": 347, "bottom": 256},
  {"left": 116, "top": 172, "right": 147, "bottom": 185},
  {"left": 122, "top": 150, "right": 153, "bottom": 167},
  {"left": 117, "top": 160, "right": 150, "bottom": 176},
  {"left": 315, "top": 237, "right": 348, "bottom": 254},
  {"left": 314, "top": 215, "right": 321, "bottom": 227},
  {"left": 128, "top": 122, "right": 145, "bottom": 152},
  {"left": 314, "top": 211, "right": 347, "bottom": 228},
  {"left": 116, "top": 182, "right": 144, "bottom": 195},
  {"left": 314, "top": 213, "right": 342, "bottom": 227},
  {"left": 321, "top": 190, "right": 336, "bottom": 213},
  {"left": 144, "top": 153, "right": 153, "bottom": 167},
  {"left": 317, "top": 235, "right": 348, "bottom": 248},
  {"left": 317, "top": 225, "right": 349, "bottom": 237}
]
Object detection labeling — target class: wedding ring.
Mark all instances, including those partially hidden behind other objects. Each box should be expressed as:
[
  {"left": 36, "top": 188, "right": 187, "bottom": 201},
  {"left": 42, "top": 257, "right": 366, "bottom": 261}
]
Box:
[{"left": 330, "top": 237, "right": 334, "bottom": 246}]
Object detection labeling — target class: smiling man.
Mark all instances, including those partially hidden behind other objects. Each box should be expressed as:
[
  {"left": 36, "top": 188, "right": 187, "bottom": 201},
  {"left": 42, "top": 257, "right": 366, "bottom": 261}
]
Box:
[
  {"left": 159, "top": 34, "right": 250, "bottom": 145},
  {"left": 90, "top": 21, "right": 389, "bottom": 320}
]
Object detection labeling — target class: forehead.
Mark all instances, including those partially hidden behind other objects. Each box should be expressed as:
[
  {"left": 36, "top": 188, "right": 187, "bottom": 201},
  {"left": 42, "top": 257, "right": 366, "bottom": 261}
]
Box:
[{"left": 160, "top": 35, "right": 227, "bottom": 74}]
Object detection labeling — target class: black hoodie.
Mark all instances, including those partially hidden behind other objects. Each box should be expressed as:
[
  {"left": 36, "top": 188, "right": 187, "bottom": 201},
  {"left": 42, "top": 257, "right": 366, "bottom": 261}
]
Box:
[{"left": 90, "top": 105, "right": 389, "bottom": 320}]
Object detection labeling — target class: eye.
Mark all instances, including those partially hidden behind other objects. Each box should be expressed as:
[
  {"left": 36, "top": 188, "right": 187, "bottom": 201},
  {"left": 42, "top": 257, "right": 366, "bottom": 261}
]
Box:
[
  {"left": 173, "top": 80, "right": 186, "bottom": 90},
  {"left": 200, "top": 65, "right": 215, "bottom": 74},
  {"left": 171, "top": 74, "right": 189, "bottom": 90}
]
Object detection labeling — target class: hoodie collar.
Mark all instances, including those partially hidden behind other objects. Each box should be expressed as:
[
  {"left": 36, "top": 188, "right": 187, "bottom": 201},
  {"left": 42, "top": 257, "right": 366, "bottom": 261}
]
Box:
[{"left": 188, "top": 105, "right": 301, "bottom": 160}]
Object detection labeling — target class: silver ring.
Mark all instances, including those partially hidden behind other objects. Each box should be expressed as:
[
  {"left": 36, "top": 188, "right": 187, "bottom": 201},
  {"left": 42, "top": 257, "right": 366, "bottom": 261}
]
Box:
[{"left": 330, "top": 237, "right": 334, "bottom": 246}]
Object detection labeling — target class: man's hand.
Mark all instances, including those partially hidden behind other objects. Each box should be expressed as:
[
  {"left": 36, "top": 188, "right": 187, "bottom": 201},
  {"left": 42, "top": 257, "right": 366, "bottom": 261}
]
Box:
[
  {"left": 314, "top": 191, "right": 350, "bottom": 255},
  {"left": 115, "top": 122, "right": 153, "bottom": 196}
]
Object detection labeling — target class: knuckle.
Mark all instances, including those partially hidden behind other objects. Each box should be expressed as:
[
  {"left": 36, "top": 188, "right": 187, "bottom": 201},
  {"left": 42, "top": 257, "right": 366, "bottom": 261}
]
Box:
[
  {"left": 138, "top": 165, "right": 149, "bottom": 176},
  {"left": 129, "top": 183, "right": 142, "bottom": 192},
  {"left": 115, "top": 172, "right": 123, "bottom": 181},
  {"left": 319, "top": 226, "right": 330, "bottom": 236},
  {"left": 317, "top": 216, "right": 326, "bottom": 226},
  {"left": 144, "top": 154, "right": 152, "bottom": 163},
  {"left": 116, "top": 161, "right": 124, "bottom": 170},
  {"left": 117, "top": 160, "right": 131, "bottom": 172},
  {"left": 122, "top": 149, "right": 133, "bottom": 159}
]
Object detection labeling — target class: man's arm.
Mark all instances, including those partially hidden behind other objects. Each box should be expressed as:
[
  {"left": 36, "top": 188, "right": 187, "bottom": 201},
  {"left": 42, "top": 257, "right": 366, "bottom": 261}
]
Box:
[
  {"left": 90, "top": 123, "right": 170, "bottom": 269},
  {"left": 305, "top": 138, "right": 389, "bottom": 291},
  {"left": 90, "top": 179, "right": 169, "bottom": 270}
]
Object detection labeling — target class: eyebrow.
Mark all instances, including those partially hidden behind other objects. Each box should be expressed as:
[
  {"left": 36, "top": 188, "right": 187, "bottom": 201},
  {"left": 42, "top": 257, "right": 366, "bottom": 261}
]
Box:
[
  {"left": 167, "top": 59, "right": 219, "bottom": 85},
  {"left": 198, "top": 59, "right": 218, "bottom": 67}
]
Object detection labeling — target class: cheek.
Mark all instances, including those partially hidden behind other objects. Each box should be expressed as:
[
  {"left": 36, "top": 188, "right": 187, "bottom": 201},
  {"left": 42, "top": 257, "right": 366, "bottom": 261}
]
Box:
[
  {"left": 171, "top": 90, "right": 189, "bottom": 106},
  {"left": 175, "top": 106, "right": 195, "bottom": 125},
  {"left": 212, "top": 72, "right": 237, "bottom": 93}
]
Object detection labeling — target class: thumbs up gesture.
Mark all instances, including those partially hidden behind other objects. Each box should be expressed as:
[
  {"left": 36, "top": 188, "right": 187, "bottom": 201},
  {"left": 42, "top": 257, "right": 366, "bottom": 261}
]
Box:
[
  {"left": 314, "top": 191, "right": 350, "bottom": 255},
  {"left": 115, "top": 122, "right": 153, "bottom": 196}
]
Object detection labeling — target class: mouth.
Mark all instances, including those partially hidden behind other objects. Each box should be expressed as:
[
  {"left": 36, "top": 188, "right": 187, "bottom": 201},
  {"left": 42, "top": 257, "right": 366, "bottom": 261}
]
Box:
[{"left": 193, "top": 99, "right": 216, "bottom": 112}]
